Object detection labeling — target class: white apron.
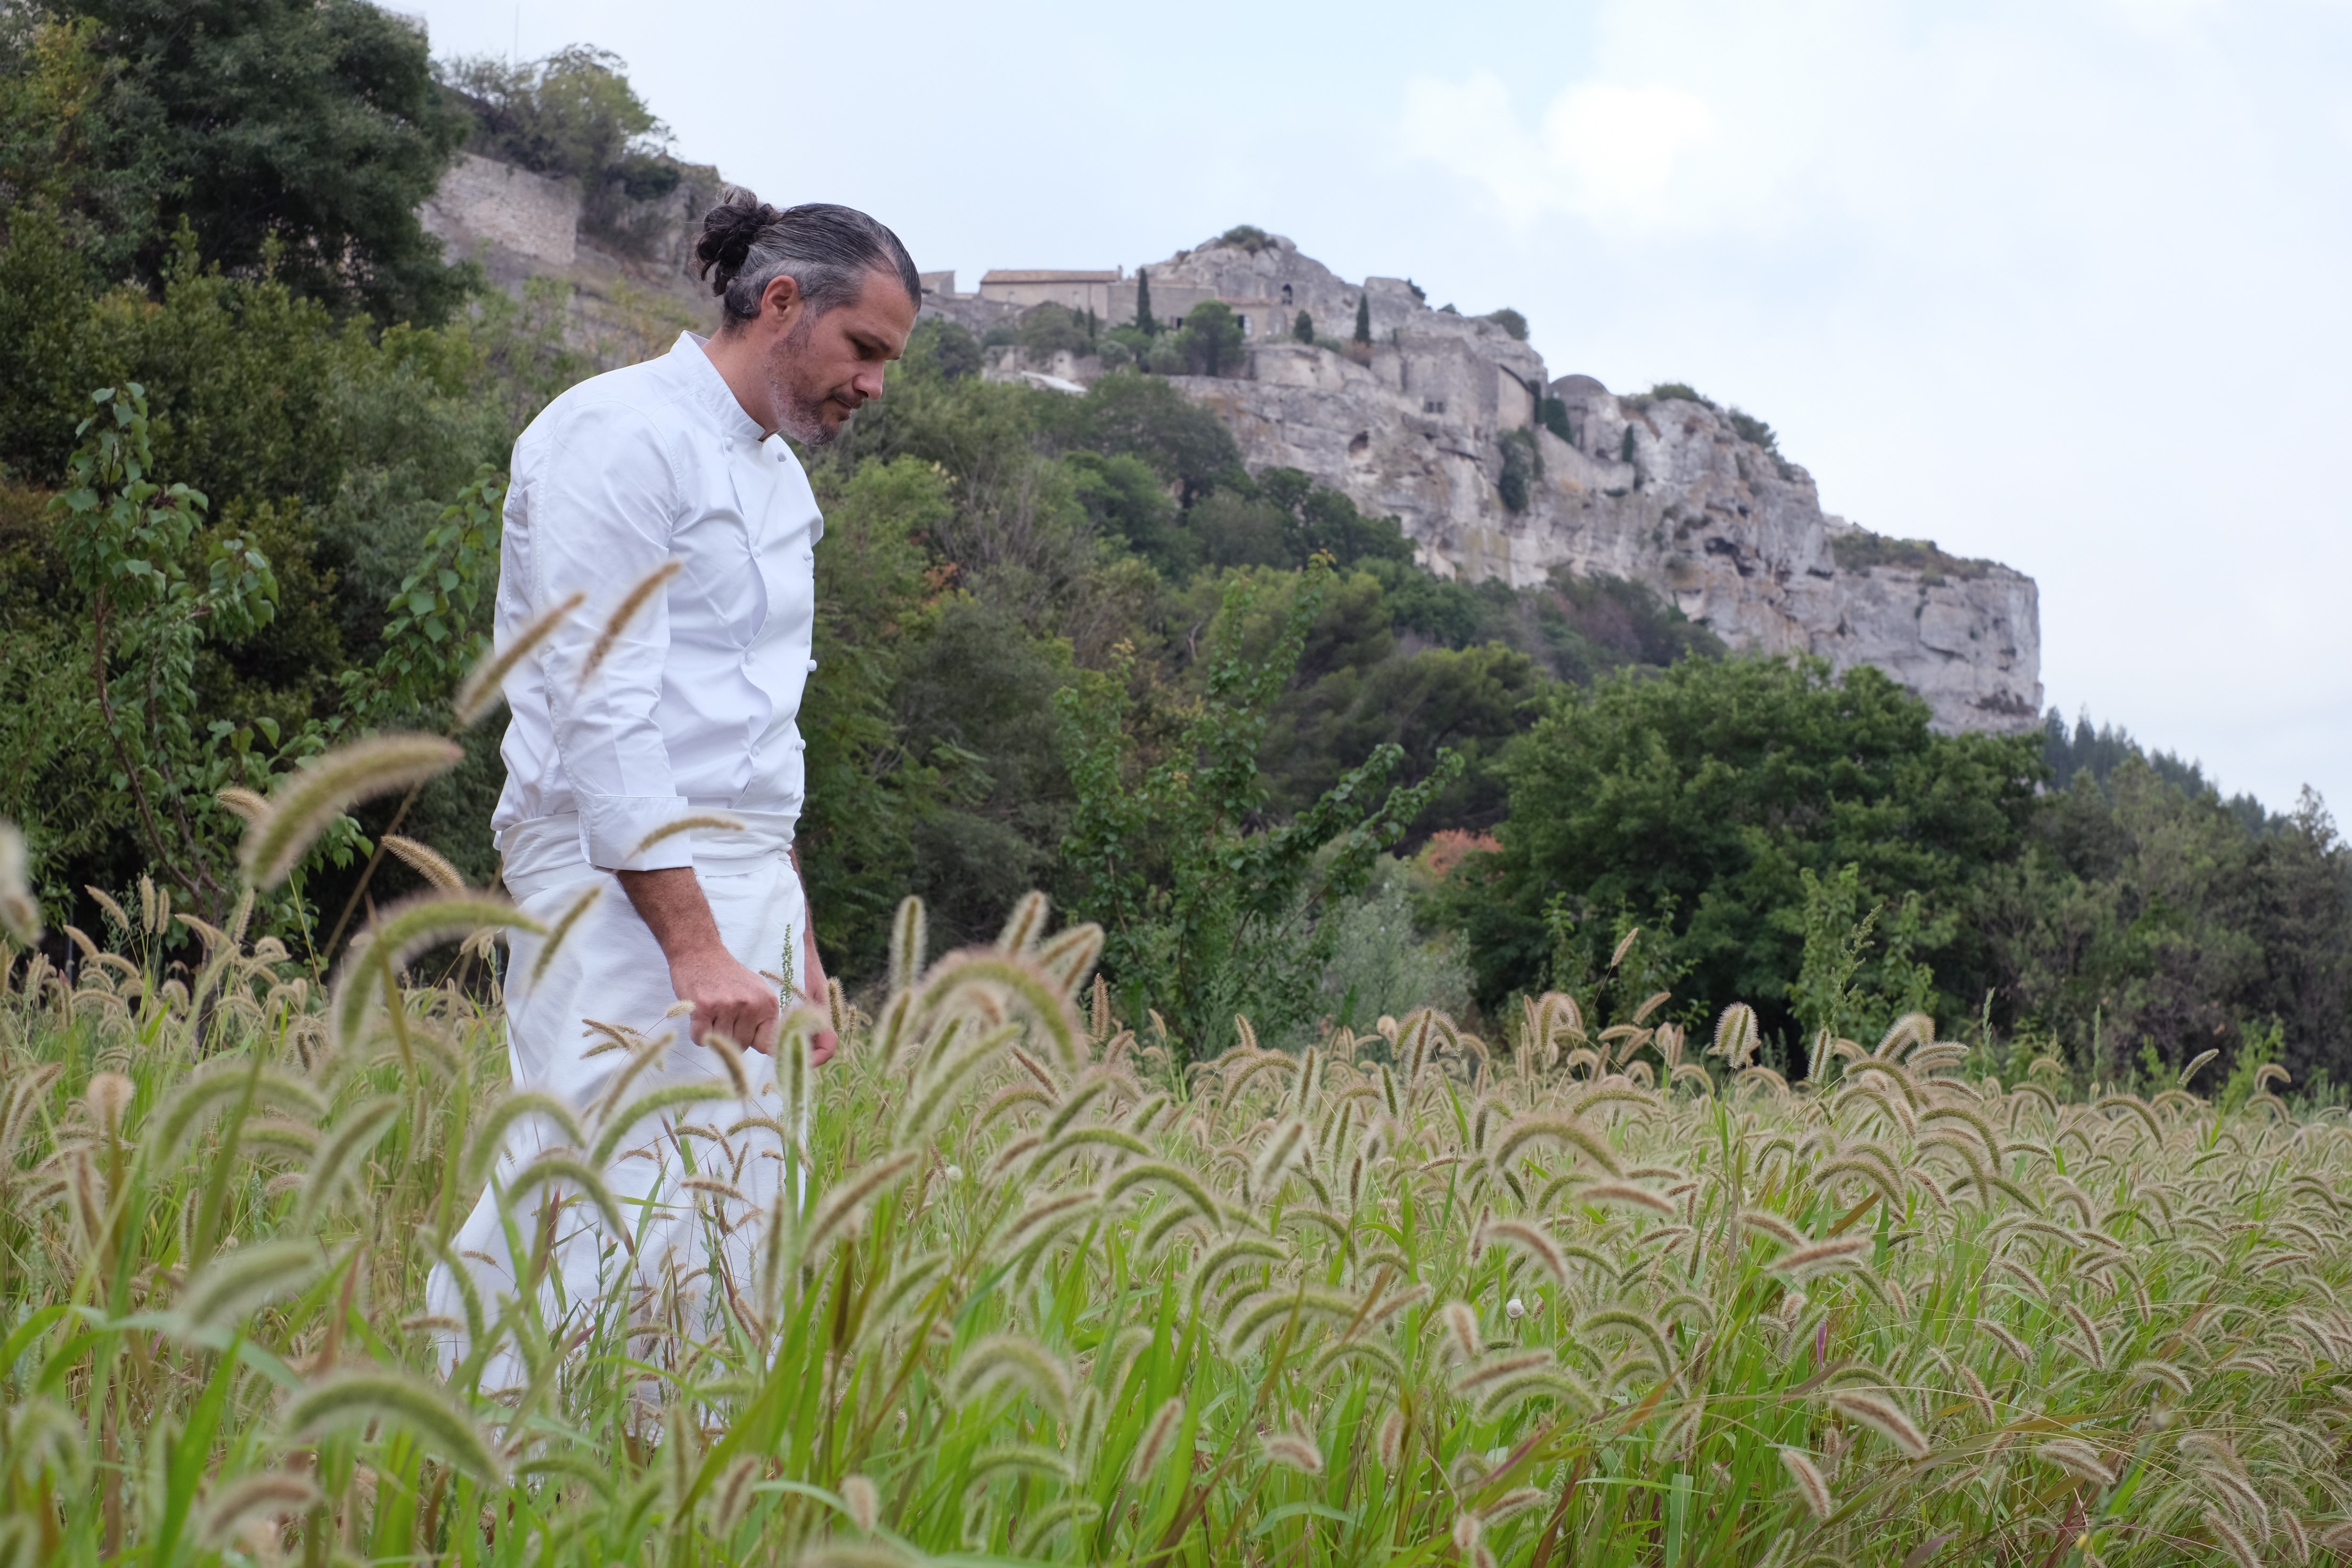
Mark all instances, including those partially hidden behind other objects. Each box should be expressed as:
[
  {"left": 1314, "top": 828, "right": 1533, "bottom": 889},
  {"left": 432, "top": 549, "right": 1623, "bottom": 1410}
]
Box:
[{"left": 428, "top": 815, "right": 806, "bottom": 1391}]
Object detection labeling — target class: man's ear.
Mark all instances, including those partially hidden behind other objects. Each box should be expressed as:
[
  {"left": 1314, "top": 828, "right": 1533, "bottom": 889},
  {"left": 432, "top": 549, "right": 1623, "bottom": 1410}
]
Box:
[{"left": 760, "top": 272, "right": 804, "bottom": 328}]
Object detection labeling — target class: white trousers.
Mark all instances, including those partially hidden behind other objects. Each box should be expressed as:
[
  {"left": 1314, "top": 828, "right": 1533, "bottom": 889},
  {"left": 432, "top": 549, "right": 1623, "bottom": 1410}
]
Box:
[{"left": 428, "top": 848, "right": 805, "bottom": 1391}]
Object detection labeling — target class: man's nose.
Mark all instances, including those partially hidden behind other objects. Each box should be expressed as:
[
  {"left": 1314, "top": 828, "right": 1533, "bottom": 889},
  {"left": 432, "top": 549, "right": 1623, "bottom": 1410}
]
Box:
[{"left": 853, "top": 366, "right": 888, "bottom": 401}]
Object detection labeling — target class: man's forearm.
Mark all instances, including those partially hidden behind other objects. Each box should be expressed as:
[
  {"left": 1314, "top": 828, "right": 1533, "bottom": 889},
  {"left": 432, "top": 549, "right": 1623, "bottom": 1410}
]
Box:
[{"left": 616, "top": 867, "right": 725, "bottom": 964}]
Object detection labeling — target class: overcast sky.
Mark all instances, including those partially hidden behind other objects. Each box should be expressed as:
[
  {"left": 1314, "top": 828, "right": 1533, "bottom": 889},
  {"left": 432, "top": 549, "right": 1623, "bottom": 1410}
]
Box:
[{"left": 412, "top": 0, "right": 2352, "bottom": 818}]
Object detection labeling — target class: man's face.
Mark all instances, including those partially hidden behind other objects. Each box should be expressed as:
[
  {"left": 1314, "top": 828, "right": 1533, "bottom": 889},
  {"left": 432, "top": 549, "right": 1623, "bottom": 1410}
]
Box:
[{"left": 765, "top": 269, "right": 917, "bottom": 446}]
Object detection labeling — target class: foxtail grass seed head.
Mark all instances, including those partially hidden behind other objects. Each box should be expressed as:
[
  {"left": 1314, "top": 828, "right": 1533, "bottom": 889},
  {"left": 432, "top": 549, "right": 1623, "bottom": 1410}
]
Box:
[
  {"left": 1131, "top": 1396, "right": 1185, "bottom": 1483},
  {"left": 19, "top": 880, "right": 2352, "bottom": 1563},
  {"left": 1782, "top": 1447, "right": 1833, "bottom": 1519},
  {"left": 1441, "top": 1301, "right": 1481, "bottom": 1360},
  {"left": 240, "top": 734, "right": 464, "bottom": 888},
  {"left": 85, "top": 1071, "right": 132, "bottom": 1136},
  {"left": 455, "top": 589, "right": 583, "bottom": 725},
  {"left": 1377, "top": 1408, "right": 1406, "bottom": 1469},
  {"left": 1824, "top": 1390, "right": 1931, "bottom": 1460},
  {"left": 1262, "top": 1431, "right": 1323, "bottom": 1474},
  {"left": 582, "top": 559, "right": 680, "bottom": 682},
  {"left": 381, "top": 832, "right": 468, "bottom": 892},
  {"left": 841, "top": 1474, "right": 879, "bottom": 1533},
  {"left": 0, "top": 821, "right": 40, "bottom": 944}
]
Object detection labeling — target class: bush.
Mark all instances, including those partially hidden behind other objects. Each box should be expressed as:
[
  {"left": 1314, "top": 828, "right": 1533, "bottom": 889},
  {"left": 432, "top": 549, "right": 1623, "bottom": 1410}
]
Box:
[
  {"left": 1483, "top": 306, "right": 1529, "bottom": 341},
  {"left": 1218, "top": 223, "right": 1271, "bottom": 252},
  {"left": 1315, "top": 856, "right": 1474, "bottom": 1025},
  {"left": 1727, "top": 406, "right": 1779, "bottom": 454},
  {"left": 1497, "top": 427, "right": 1541, "bottom": 512}
]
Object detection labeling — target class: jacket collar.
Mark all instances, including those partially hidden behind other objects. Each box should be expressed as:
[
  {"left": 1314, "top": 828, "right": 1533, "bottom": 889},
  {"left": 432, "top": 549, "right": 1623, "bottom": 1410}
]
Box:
[{"left": 672, "top": 331, "right": 772, "bottom": 446}]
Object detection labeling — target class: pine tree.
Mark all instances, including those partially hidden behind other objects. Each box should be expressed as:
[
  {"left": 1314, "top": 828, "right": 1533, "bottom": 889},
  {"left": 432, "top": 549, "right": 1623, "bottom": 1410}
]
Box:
[
  {"left": 1352, "top": 293, "right": 1371, "bottom": 345},
  {"left": 1136, "top": 268, "right": 1157, "bottom": 337}
]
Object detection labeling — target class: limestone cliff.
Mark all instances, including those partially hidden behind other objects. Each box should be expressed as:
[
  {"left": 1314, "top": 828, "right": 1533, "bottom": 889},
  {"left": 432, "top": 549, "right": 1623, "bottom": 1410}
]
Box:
[
  {"left": 1091, "top": 235, "right": 2042, "bottom": 734},
  {"left": 413, "top": 148, "right": 2042, "bottom": 734}
]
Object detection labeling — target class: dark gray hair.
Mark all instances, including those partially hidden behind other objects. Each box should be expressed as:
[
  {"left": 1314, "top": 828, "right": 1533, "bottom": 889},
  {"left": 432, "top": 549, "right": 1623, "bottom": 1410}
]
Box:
[{"left": 693, "top": 189, "right": 919, "bottom": 326}]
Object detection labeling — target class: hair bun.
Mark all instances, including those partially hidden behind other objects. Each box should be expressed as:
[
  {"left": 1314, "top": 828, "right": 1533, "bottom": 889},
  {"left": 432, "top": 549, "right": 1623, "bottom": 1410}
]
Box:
[{"left": 695, "top": 190, "right": 778, "bottom": 292}]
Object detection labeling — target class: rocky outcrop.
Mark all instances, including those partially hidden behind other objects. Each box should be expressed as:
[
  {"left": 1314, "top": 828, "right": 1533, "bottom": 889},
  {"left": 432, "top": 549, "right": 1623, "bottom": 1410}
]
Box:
[
  {"left": 419, "top": 154, "right": 721, "bottom": 370},
  {"left": 1121, "top": 234, "right": 2041, "bottom": 734}
]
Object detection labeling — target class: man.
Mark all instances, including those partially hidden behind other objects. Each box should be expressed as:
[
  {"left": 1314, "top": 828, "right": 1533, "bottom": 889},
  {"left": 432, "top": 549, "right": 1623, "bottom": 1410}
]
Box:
[{"left": 429, "top": 193, "right": 920, "bottom": 1387}]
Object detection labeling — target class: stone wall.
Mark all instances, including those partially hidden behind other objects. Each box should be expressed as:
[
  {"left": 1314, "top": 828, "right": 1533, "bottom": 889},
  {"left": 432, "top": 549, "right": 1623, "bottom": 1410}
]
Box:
[{"left": 420, "top": 153, "right": 579, "bottom": 266}]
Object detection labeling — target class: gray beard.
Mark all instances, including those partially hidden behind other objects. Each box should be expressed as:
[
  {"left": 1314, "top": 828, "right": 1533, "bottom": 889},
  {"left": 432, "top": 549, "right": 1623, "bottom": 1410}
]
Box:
[{"left": 766, "top": 315, "right": 838, "bottom": 445}]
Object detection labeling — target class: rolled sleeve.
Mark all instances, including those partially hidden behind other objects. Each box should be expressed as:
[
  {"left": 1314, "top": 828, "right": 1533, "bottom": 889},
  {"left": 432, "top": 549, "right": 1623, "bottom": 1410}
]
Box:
[{"left": 525, "top": 402, "right": 695, "bottom": 871}]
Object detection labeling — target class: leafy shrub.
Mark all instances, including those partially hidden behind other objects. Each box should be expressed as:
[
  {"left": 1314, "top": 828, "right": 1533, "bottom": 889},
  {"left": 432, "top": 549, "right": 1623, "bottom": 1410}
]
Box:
[
  {"left": 1727, "top": 406, "right": 1781, "bottom": 454},
  {"left": 1644, "top": 381, "right": 1710, "bottom": 406},
  {"left": 1218, "top": 223, "right": 1271, "bottom": 252},
  {"left": 1483, "top": 306, "right": 1528, "bottom": 340},
  {"left": 1830, "top": 529, "right": 1994, "bottom": 578}
]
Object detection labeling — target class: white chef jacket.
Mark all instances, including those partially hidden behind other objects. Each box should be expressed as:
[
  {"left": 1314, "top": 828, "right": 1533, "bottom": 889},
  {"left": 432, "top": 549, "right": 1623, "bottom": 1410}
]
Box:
[{"left": 490, "top": 331, "right": 821, "bottom": 878}]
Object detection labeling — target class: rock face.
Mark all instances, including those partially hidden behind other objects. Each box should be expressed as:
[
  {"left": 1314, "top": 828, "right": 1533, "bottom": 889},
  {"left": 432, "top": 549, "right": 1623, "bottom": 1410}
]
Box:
[
  {"left": 1090, "top": 234, "right": 2041, "bottom": 734},
  {"left": 415, "top": 155, "right": 2044, "bottom": 734}
]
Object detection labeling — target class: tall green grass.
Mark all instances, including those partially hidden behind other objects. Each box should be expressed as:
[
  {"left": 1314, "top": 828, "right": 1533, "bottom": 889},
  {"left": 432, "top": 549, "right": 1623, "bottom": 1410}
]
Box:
[{"left": 6, "top": 865, "right": 2352, "bottom": 1565}]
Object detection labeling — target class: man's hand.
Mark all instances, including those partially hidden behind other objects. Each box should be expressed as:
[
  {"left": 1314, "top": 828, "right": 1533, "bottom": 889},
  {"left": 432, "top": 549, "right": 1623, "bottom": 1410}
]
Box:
[
  {"left": 668, "top": 941, "right": 782, "bottom": 1055},
  {"left": 617, "top": 867, "right": 780, "bottom": 1054},
  {"left": 802, "top": 912, "right": 836, "bottom": 1066}
]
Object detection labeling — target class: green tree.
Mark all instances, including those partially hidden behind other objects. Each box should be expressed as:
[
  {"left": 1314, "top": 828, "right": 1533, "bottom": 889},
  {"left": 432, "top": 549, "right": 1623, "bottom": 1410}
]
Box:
[
  {"left": 1982, "top": 760, "right": 2352, "bottom": 1086},
  {"left": 1057, "top": 564, "right": 1462, "bottom": 1058},
  {"left": 1353, "top": 293, "right": 1371, "bottom": 345},
  {"left": 1446, "top": 655, "right": 2042, "bottom": 1049},
  {"left": 1172, "top": 300, "right": 1245, "bottom": 377},
  {"left": 44, "top": 385, "right": 291, "bottom": 917},
  {"left": 1293, "top": 309, "right": 1314, "bottom": 344},
  {"left": 1134, "top": 266, "right": 1156, "bottom": 336},
  {"left": 53, "top": 0, "right": 472, "bottom": 324},
  {"left": 1034, "top": 370, "right": 1244, "bottom": 503},
  {"left": 1016, "top": 302, "right": 1090, "bottom": 359}
]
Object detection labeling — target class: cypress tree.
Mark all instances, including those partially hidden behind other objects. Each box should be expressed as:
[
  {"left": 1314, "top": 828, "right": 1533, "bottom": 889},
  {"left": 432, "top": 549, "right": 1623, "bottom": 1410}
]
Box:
[
  {"left": 1352, "top": 293, "right": 1371, "bottom": 345},
  {"left": 1293, "top": 309, "right": 1314, "bottom": 343},
  {"left": 1136, "top": 268, "right": 1156, "bottom": 336}
]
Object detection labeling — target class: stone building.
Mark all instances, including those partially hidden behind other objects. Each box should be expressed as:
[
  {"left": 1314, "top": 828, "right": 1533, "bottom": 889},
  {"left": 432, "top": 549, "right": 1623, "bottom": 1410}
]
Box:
[{"left": 978, "top": 269, "right": 1122, "bottom": 314}]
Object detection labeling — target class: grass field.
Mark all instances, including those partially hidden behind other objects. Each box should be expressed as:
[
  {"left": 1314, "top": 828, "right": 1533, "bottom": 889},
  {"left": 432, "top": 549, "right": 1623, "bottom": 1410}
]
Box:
[{"left": 5, "top": 871, "right": 2352, "bottom": 1568}]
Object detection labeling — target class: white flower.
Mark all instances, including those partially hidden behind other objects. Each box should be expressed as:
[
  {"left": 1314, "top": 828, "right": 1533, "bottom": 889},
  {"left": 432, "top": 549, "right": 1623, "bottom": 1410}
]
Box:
[{"left": 943, "top": 1166, "right": 963, "bottom": 1182}]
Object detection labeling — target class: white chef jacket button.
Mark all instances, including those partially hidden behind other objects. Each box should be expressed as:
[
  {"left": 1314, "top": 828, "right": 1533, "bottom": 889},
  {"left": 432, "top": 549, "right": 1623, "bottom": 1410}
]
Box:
[{"left": 806, "top": 657, "right": 819, "bottom": 672}]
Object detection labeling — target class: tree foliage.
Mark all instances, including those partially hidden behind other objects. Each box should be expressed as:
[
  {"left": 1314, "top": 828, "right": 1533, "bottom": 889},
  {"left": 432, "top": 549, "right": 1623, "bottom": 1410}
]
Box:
[
  {"left": 1447, "top": 656, "right": 2044, "bottom": 1056},
  {"left": 24, "top": 0, "right": 471, "bottom": 324}
]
